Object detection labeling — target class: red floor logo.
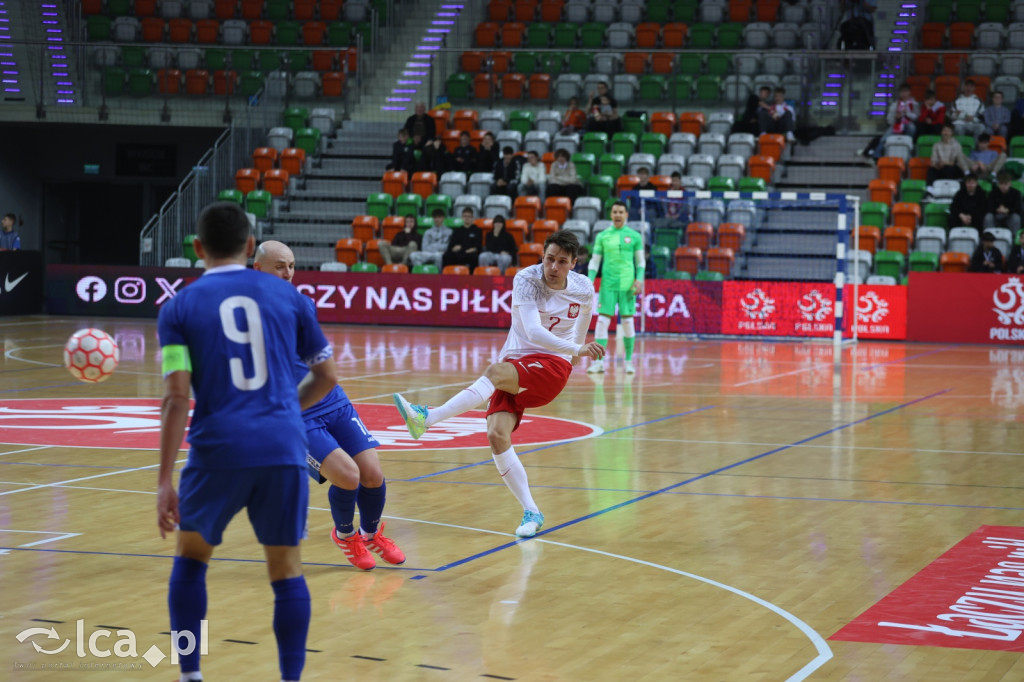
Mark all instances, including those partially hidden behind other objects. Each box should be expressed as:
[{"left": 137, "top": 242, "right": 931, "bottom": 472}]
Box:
[{"left": 0, "top": 399, "right": 599, "bottom": 451}]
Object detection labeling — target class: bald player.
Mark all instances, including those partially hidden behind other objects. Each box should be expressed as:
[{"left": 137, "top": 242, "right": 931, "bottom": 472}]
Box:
[{"left": 254, "top": 241, "right": 405, "bottom": 571}]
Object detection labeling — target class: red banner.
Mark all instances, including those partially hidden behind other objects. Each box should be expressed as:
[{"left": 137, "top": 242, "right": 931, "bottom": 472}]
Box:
[
  {"left": 909, "top": 272, "right": 1024, "bottom": 344},
  {"left": 832, "top": 526, "right": 1024, "bottom": 652},
  {"left": 844, "top": 284, "right": 908, "bottom": 340}
]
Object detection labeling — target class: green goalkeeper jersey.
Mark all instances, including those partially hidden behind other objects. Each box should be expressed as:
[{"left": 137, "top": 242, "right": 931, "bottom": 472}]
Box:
[{"left": 590, "top": 225, "right": 644, "bottom": 291}]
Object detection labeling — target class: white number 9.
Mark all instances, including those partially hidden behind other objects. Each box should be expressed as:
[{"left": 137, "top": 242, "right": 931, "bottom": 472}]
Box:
[{"left": 219, "top": 296, "right": 268, "bottom": 391}]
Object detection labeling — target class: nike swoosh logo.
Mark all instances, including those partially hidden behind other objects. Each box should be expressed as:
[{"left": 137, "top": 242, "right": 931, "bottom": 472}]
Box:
[
  {"left": 4, "top": 272, "right": 27, "bottom": 292},
  {"left": 499, "top": 467, "right": 512, "bottom": 477}
]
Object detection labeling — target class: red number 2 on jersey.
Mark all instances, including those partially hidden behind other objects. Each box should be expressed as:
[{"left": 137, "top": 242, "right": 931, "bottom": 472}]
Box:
[{"left": 548, "top": 316, "right": 561, "bottom": 331}]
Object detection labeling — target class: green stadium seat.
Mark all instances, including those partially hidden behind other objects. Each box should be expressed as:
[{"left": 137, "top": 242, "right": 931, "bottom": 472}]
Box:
[
  {"left": 572, "top": 152, "right": 596, "bottom": 181},
  {"left": 706, "top": 54, "right": 731, "bottom": 76},
  {"left": 513, "top": 51, "right": 537, "bottom": 73},
  {"left": 205, "top": 48, "right": 228, "bottom": 71},
  {"left": 183, "top": 234, "right": 199, "bottom": 263},
  {"left": 664, "top": 270, "right": 692, "bottom": 280},
  {"left": 567, "top": 51, "right": 593, "bottom": 74},
  {"left": 672, "top": 0, "right": 698, "bottom": 22},
  {"left": 611, "top": 132, "right": 638, "bottom": 157},
  {"left": 639, "top": 75, "right": 666, "bottom": 100},
  {"left": 266, "top": 0, "right": 290, "bottom": 20},
  {"left": 122, "top": 46, "right": 146, "bottom": 69},
  {"left": 677, "top": 53, "right": 702, "bottom": 75},
  {"left": 108, "top": 0, "right": 132, "bottom": 16},
  {"left": 654, "top": 225, "right": 683, "bottom": 250},
  {"left": 900, "top": 179, "right": 927, "bottom": 204},
  {"left": 553, "top": 23, "right": 578, "bottom": 47},
  {"left": 708, "top": 177, "right": 736, "bottom": 192},
  {"left": 647, "top": 0, "right": 671, "bottom": 22},
  {"left": 538, "top": 52, "right": 565, "bottom": 74},
  {"left": 276, "top": 21, "right": 302, "bottom": 46},
  {"left": 294, "top": 127, "right": 321, "bottom": 155},
  {"left": 909, "top": 251, "right": 939, "bottom": 272},
  {"left": 103, "top": 67, "right": 125, "bottom": 95},
  {"left": 623, "top": 112, "right": 648, "bottom": 138},
  {"left": 696, "top": 75, "right": 721, "bottom": 101},
  {"left": 861, "top": 201, "right": 889, "bottom": 229},
  {"left": 923, "top": 202, "right": 949, "bottom": 229},
  {"left": 926, "top": 0, "right": 953, "bottom": 21},
  {"left": 582, "top": 132, "right": 609, "bottom": 156},
  {"left": 425, "top": 194, "right": 453, "bottom": 216},
  {"left": 599, "top": 152, "right": 625, "bottom": 178},
  {"left": 240, "top": 71, "right": 264, "bottom": 96},
  {"left": 288, "top": 52, "right": 311, "bottom": 73},
  {"left": 956, "top": 135, "right": 976, "bottom": 156},
  {"left": 874, "top": 250, "right": 905, "bottom": 278},
  {"left": 351, "top": 262, "right": 379, "bottom": 272},
  {"left": 218, "top": 189, "right": 244, "bottom": 204},
  {"left": 690, "top": 23, "right": 714, "bottom": 47},
  {"left": 738, "top": 177, "right": 767, "bottom": 192},
  {"left": 717, "top": 23, "right": 743, "bottom": 48},
  {"left": 986, "top": 0, "right": 1011, "bottom": 21},
  {"left": 328, "top": 22, "right": 353, "bottom": 47},
  {"left": 396, "top": 193, "right": 424, "bottom": 217},
  {"left": 366, "top": 193, "right": 393, "bottom": 221},
  {"left": 412, "top": 264, "right": 440, "bottom": 274},
  {"left": 652, "top": 244, "right": 672, "bottom": 275},
  {"left": 670, "top": 74, "right": 693, "bottom": 100},
  {"left": 588, "top": 175, "right": 615, "bottom": 202},
  {"left": 526, "top": 22, "right": 552, "bottom": 47},
  {"left": 580, "top": 22, "right": 605, "bottom": 48},
  {"left": 87, "top": 16, "right": 112, "bottom": 41},
  {"left": 640, "top": 132, "right": 667, "bottom": 156},
  {"left": 246, "top": 190, "right": 272, "bottom": 218},
  {"left": 509, "top": 110, "right": 535, "bottom": 135},
  {"left": 917, "top": 135, "right": 940, "bottom": 158},
  {"left": 284, "top": 107, "right": 309, "bottom": 132},
  {"left": 955, "top": 0, "right": 981, "bottom": 21},
  {"left": 447, "top": 72, "right": 471, "bottom": 99},
  {"left": 127, "top": 68, "right": 154, "bottom": 95},
  {"left": 696, "top": 271, "right": 724, "bottom": 281},
  {"left": 259, "top": 50, "right": 283, "bottom": 72}
]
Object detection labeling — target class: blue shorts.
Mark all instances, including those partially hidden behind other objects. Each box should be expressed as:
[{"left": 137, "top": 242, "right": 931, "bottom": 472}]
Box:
[
  {"left": 178, "top": 465, "right": 308, "bottom": 546},
  {"left": 304, "top": 402, "right": 380, "bottom": 484}
]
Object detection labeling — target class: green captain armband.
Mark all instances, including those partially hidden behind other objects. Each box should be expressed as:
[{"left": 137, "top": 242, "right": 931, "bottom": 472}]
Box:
[{"left": 161, "top": 345, "right": 192, "bottom": 377}]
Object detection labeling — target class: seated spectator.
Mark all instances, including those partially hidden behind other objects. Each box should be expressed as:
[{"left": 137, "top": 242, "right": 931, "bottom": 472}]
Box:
[
  {"left": 917, "top": 89, "right": 945, "bottom": 139},
  {"left": 490, "top": 146, "right": 522, "bottom": 199},
  {"left": 1009, "top": 93, "right": 1024, "bottom": 139},
  {"left": 409, "top": 208, "right": 453, "bottom": 270},
  {"left": 758, "top": 87, "right": 796, "bottom": 142},
  {"left": 1005, "top": 229, "right": 1024, "bottom": 273},
  {"left": 928, "top": 123, "right": 968, "bottom": 184},
  {"left": 572, "top": 245, "right": 591, "bottom": 274},
  {"left": 633, "top": 167, "right": 662, "bottom": 219},
  {"left": 561, "top": 96, "right": 587, "bottom": 134},
  {"left": 404, "top": 101, "right": 436, "bottom": 142},
  {"left": 949, "top": 174, "right": 988, "bottom": 230},
  {"left": 952, "top": 79, "right": 985, "bottom": 138},
  {"left": 478, "top": 214, "right": 518, "bottom": 273},
  {"left": 968, "top": 133, "right": 1006, "bottom": 178},
  {"left": 736, "top": 86, "right": 772, "bottom": 136},
  {"left": 477, "top": 131, "right": 499, "bottom": 173},
  {"left": 659, "top": 172, "right": 689, "bottom": 227},
  {"left": 450, "top": 131, "right": 477, "bottom": 175},
  {"left": 442, "top": 207, "right": 483, "bottom": 270},
  {"left": 868, "top": 83, "right": 919, "bottom": 161},
  {"left": 585, "top": 81, "right": 617, "bottom": 114},
  {"left": 546, "top": 148, "right": 584, "bottom": 201},
  {"left": 388, "top": 128, "right": 412, "bottom": 172},
  {"left": 0, "top": 213, "right": 20, "bottom": 251},
  {"left": 585, "top": 94, "right": 622, "bottom": 135},
  {"left": 969, "top": 230, "right": 1005, "bottom": 272},
  {"left": 378, "top": 213, "right": 420, "bottom": 266},
  {"left": 517, "top": 150, "right": 547, "bottom": 200},
  {"left": 984, "top": 170, "right": 1022, "bottom": 232},
  {"left": 421, "top": 136, "right": 448, "bottom": 174},
  {"left": 984, "top": 90, "right": 1010, "bottom": 139}
]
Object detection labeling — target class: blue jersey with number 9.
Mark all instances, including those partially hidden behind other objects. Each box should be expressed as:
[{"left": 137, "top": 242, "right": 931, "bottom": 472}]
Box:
[{"left": 157, "top": 265, "right": 331, "bottom": 469}]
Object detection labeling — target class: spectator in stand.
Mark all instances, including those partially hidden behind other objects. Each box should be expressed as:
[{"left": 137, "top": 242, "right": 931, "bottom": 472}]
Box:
[
  {"left": 409, "top": 208, "right": 453, "bottom": 270},
  {"left": 633, "top": 167, "right": 662, "bottom": 220},
  {"left": 418, "top": 136, "right": 447, "bottom": 175},
  {"left": 585, "top": 81, "right": 617, "bottom": 115},
  {"left": 928, "top": 123, "right": 969, "bottom": 184},
  {"left": 984, "top": 90, "right": 1010, "bottom": 139},
  {"left": 450, "top": 131, "right": 477, "bottom": 175},
  {"left": 868, "top": 82, "right": 919, "bottom": 161},
  {"left": 586, "top": 94, "right": 622, "bottom": 135},
  {"left": 969, "top": 230, "right": 1005, "bottom": 272},
  {"left": 477, "top": 131, "right": 499, "bottom": 174},
  {"left": 546, "top": 148, "right": 584, "bottom": 201},
  {"left": 0, "top": 213, "right": 20, "bottom": 251},
  {"left": 442, "top": 206, "right": 483, "bottom": 271},
  {"left": 477, "top": 214, "right": 518, "bottom": 273},
  {"left": 917, "top": 89, "right": 946, "bottom": 139},
  {"left": 517, "top": 150, "right": 547, "bottom": 201},
  {"left": 659, "top": 172, "right": 689, "bottom": 227},
  {"left": 984, "top": 170, "right": 1023, "bottom": 232},
  {"left": 736, "top": 86, "right": 772, "bottom": 135},
  {"left": 572, "top": 245, "right": 591, "bottom": 275},
  {"left": 560, "top": 96, "right": 587, "bottom": 134},
  {"left": 387, "top": 128, "right": 412, "bottom": 172},
  {"left": 949, "top": 174, "right": 988, "bottom": 230},
  {"left": 758, "top": 87, "right": 796, "bottom": 142},
  {"left": 490, "top": 146, "right": 522, "bottom": 199},
  {"left": 1005, "top": 229, "right": 1024, "bottom": 273},
  {"left": 379, "top": 213, "right": 420, "bottom": 266},
  {"left": 952, "top": 79, "right": 985, "bottom": 138},
  {"left": 404, "top": 102, "right": 436, "bottom": 143},
  {"left": 968, "top": 133, "right": 1006, "bottom": 178},
  {"left": 1009, "top": 93, "right": 1024, "bottom": 139}
]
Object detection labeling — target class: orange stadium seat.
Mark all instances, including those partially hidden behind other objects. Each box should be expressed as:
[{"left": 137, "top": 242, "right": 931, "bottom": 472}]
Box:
[
  {"left": 515, "top": 0, "right": 538, "bottom": 21},
  {"left": 532, "top": 219, "right": 559, "bottom": 243},
  {"left": 83, "top": 0, "right": 103, "bottom": 13},
  {"left": 352, "top": 216, "right": 380, "bottom": 243},
  {"left": 501, "top": 22, "right": 526, "bottom": 48},
  {"left": 679, "top": 112, "right": 705, "bottom": 137},
  {"left": 543, "top": 198, "right": 571, "bottom": 224},
  {"left": 913, "top": 53, "right": 939, "bottom": 75},
  {"left": 506, "top": 218, "right": 528, "bottom": 247},
  {"left": 529, "top": 74, "right": 551, "bottom": 99},
  {"left": 869, "top": 179, "right": 897, "bottom": 207},
  {"left": 651, "top": 112, "right": 677, "bottom": 137},
  {"left": 949, "top": 22, "right": 974, "bottom": 49},
  {"left": 856, "top": 225, "right": 881, "bottom": 254},
  {"left": 540, "top": 0, "right": 565, "bottom": 22},
  {"left": 972, "top": 75, "right": 991, "bottom": 101},
  {"left": 442, "top": 129, "right": 462, "bottom": 153},
  {"left": 213, "top": 70, "right": 238, "bottom": 95},
  {"left": 748, "top": 155, "right": 775, "bottom": 183},
  {"left": 706, "top": 247, "right": 735, "bottom": 277},
  {"left": 908, "top": 157, "right": 929, "bottom": 181},
  {"left": 474, "top": 266, "right": 503, "bottom": 276},
  {"left": 294, "top": 0, "right": 317, "bottom": 20},
  {"left": 382, "top": 263, "right": 409, "bottom": 274},
  {"left": 381, "top": 216, "right": 406, "bottom": 241},
  {"left": 489, "top": 0, "right": 513, "bottom": 20},
  {"left": 651, "top": 53, "right": 675, "bottom": 75},
  {"left": 934, "top": 75, "right": 960, "bottom": 102},
  {"left": 142, "top": 17, "right": 165, "bottom": 42},
  {"left": 262, "top": 169, "right": 289, "bottom": 197},
  {"left": 429, "top": 108, "right": 451, "bottom": 135},
  {"left": 730, "top": 0, "right": 753, "bottom": 22},
  {"left": 320, "top": 0, "right": 342, "bottom": 21},
  {"left": 674, "top": 246, "right": 702, "bottom": 276},
  {"left": 322, "top": 72, "right": 345, "bottom": 97},
  {"left": 876, "top": 157, "right": 906, "bottom": 185},
  {"left": 921, "top": 22, "right": 945, "bottom": 48},
  {"left": 515, "top": 196, "right": 542, "bottom": 223},
  {"left": 717, "top": 223, "right": 746, "bottom": 251},
  {"left": 185, "top": 69, "right": 209, "bottom": 95},
  {"left": 490, "top": 51, "right": 512, "bottom": 73},
  {"left": 883, "top": 226, "right": 914, "bottom": 255},
  {"left": 411, "top": 172, "right": 438, "bottom": 199},
  {"left": 235, "top": 168, "right": 260, "bottom": 193},
  {"left": 334, "top": 238, "right": 363, "bottom": 266},
  {"left": 303, "top": 21, "right": 327, "bottom": 46},
  {"left": 940, "top": 251, "right": 969, "bottom": 272},
  {"left": 663, "top": 23, "right": 687, "bottom": 48},
  {"left": 364, "top": 240, "right": 384, "bottom": 268},
  {"left": 196, "top": 19, "right": 219, "bottom": 43},
  {"left": 135, "top": 0, "right": 156, "bottom": 15},
  {"left": 650, "top": 174, "right": 671, "bottom": 190},
  {"left": 617, "top": 175, "right": 640, "bottom": 193},
  {"left": 157, "top": 69, "right": 181, "bottom": 94},
  {"left": 758, "top": 133, "right": 786, "bottom": 161},
  {"left": 253, "top": 147, "right": 278, "bottom": 172},
  {"left": 756, "top": 0, "right": 778, "bottom": 21},
  {"left": 624, "top": 53, "right": 649, "bottom": 74},
  {"left": 636, "top": 23, "right": 660, "bottom": 48},
  {"left": 474, "top": 73, "right": 498, "bottom": 99},
  {"left": 686, "top": 222, "right": 714, "bottom": 250},
  {"left": 215, "top": 0, "right": 237, "bottom": 19},
  {"left": 382, "top": 171, "right": 408, "bottom": 197},
  {"left": 312, "top": 50, "right": 336, "bottom": 71},
  {"left": 518, "top": 242, "right": 544, "bottom": 266},
  {"left": 475, "top": 22, "right": 500, "bottom": 47},
  {"left": 906, "top": 75, "right": 930, "bottom": 102},
  {"left": 943, "top": 53, "right": 967, "bottom": 75},
  {"left": 462, "top": 51, "right": 486, "bottom": 72},
  {"left": 892, "top": 202, "right": 922, "bottom": 228},
  {"left": 250, "top": 20, "right": 273, "bottom": 44},
  {"left": 443, "top": 265, "right": 471, "bottom": 275},
  {"left": 168, "top": 18, "right": 193, "bottom": 43},
  {"left": 240, "top": 0, "right": 263, "bottom": 20},
  {"left": 990, "top": 135, "right": 1007, "bottom": 154},
  {"left": 475, "top": 218, "right": 494, "bottom": 232},
  {"left": 505, "top": 266, "right": 522, "bottom": 276},
  {"left": 280, "top": 148, "right": 306, "bottom": 175},
  {"left": 502, "top": 73, "right": 527, "bottom": 99},
  {"left": 454, "top": 109, "right": 480, "bottom": 132}
]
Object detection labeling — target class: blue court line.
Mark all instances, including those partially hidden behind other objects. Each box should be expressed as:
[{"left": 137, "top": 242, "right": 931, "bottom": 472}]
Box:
[
  {"left": 430, "top": 388, "right": 952, "bottom": 573},
  {"left": 404, "top": 405, "right": 716, "bottom": 483},
  {"left": 857, "top": 345, "right": 958, "bottom": 371},
  {"left": 0, "top": 546, "right": 422, "bottom": 571}
]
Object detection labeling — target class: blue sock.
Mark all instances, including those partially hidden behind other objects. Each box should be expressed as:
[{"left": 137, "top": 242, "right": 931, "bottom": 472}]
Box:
[
  {"left": 168, "top": 556, "right": 208, "bottom": 675},
  {"left": 327, "top": 484, "right": 357, "bottom": 536},
  {"left": 357, "top": 481, "right": 386, "bottom": 535},
  {"left": 272, "top": 576, "right": 310, "bottom": 681}
]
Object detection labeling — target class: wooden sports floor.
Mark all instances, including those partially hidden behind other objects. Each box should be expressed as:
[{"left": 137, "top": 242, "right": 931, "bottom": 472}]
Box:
[{"left": 2, "top": 315, "right": 1023, "bottom": 681}]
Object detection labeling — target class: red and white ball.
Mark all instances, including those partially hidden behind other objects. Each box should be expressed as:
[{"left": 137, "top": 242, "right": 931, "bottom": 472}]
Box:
[{"left": 64, "top": 328, "right": 120, "bottom": 383}]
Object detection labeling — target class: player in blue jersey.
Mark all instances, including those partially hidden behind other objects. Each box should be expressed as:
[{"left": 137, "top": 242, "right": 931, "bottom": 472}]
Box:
[
  {"left": 157, "top": 203, "right": 338, "bottom": 682},
  {"left": 254, "top": 240, "right": 405, "bottom": 571}
]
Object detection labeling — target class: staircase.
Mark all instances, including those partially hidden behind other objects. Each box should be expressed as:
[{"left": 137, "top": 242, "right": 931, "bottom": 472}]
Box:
[{"left": 0, "top": 0, "right": 82, "bottom": 116}]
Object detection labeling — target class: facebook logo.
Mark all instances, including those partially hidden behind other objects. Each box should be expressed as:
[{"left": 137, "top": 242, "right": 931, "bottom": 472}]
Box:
[{"left": 75, "top": 276, "right": 107, "bottom": 303}]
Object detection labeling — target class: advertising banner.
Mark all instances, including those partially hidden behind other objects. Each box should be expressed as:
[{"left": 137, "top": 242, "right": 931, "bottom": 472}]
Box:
[
  {"left": 909, "top": 272, "right": 1024, "bottom": 344},
  {"left": 0, "top": 251, "right": 44, "bottom": 316}
]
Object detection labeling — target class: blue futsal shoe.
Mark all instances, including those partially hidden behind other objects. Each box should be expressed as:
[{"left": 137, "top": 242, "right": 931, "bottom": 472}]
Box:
[
  {"left": 393, "top": 392, "right": 428, "bottom": 439},
  {"left": 516, "top": 509, "right": 545, "bottom": 538}
]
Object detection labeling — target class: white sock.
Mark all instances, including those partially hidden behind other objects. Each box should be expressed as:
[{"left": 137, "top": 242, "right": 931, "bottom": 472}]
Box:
[
  {"left": 492, "top": 446, "right": 538, "bottom": 512},
  {"left": 425, "top": 375, "right": 495, "bottom": 427},
  {"left": 181, "top": 673, "right": 203, "bottom": 682},
  {"left": 595, "top": 314, "right": 611, "bottom": 343}
]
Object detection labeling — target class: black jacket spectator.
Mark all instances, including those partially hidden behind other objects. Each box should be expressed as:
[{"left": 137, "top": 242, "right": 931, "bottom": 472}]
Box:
[
  {"left": 490, "top": 151, "right": 522, "bottom": 198},
  {"left": 477, "top": 138, "right": 499, "bottom": 174},
  {"left": 1006, "top": 240, "right": 1024, "bottom": 273},
  {"left": 450, "top": 144, "right": 478, "bottom": 175},
  {"left": 443, "top": 223, "right": 484, "bottom": 270},
  {"left": 986, "top": 184, "right": 1022, "bottom": 217},
  {"left": 969, "top": 240, "right": 1005, "bottom": 272},
  {"left": 389, "top": 138, "right": 412, "bottom": 172},
  {"left": 949, "top": 185, "right": 988, "bottom": 229},
  {"left": 484, "top": 227, "right": 517, "bottom": 262},
  {"left": 404, "top": 103, "right": 437, "bottom": 142}
]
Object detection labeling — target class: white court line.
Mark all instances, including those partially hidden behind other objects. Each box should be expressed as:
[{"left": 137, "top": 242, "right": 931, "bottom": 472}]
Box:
[
  {"left": 599, "top": 436, "right": 1024, "bottom": 457},
  {"left": 0, "top": 530, "right": 83, "bottom": 547},
  {"left": 0, "top": 457, "right": 186, "bottom": 497},
  {"left": 355, "top": 380, "right": 478, "bottom": 403},
  {"left": 0, "top": 445, "right": 51, "bottom": 457},
  {"left": 339, "top": 369, "right": 411, "bottom": 382},
  {"left": 376, "top": 513, "right": 831, "bottom": 681},
  {"left": 732, "top": 365, "right": 831, "bottom": 387}
]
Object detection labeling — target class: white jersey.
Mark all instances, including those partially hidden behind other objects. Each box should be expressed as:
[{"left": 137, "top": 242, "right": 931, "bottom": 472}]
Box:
[{"left": 499, "top": 265, "right": 595, "bottom": 363}]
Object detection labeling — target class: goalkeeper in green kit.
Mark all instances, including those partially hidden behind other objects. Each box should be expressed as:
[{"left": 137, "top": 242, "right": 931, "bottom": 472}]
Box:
[{"left": 587, "top": 200, "right": 645, "bottom": 374}]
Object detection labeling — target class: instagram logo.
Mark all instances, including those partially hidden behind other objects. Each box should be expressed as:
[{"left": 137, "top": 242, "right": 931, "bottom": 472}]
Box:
[{"left": 114, "top": 277, "right": 147, "bottom": 304}]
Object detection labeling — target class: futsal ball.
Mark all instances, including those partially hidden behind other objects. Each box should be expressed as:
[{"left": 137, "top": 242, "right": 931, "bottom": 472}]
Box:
[{"left": 64, "top": 328, "right": 120, "bottom": 383}]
